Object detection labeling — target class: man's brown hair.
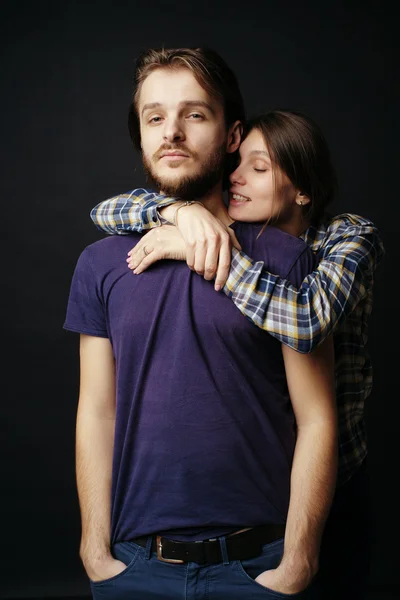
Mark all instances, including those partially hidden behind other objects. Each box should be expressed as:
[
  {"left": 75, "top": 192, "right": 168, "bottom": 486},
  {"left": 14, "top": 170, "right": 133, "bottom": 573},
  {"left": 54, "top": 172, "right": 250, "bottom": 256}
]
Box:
[{"left": 128, "top": 47, "right": 245, "bottom": 150}]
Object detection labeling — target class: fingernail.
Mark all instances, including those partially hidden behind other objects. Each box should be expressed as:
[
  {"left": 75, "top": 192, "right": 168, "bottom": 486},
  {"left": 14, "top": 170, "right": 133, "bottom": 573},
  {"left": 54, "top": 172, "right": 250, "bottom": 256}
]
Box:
[{"left": 215, "top": 284, "right": 221, "bottom": 292}]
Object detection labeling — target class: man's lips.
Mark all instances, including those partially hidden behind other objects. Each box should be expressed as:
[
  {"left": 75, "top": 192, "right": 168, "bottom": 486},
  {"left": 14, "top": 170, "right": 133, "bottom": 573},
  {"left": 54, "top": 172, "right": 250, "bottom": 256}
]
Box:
[{"left": 160, "top": 151, "right": 189, "bottom": 160}]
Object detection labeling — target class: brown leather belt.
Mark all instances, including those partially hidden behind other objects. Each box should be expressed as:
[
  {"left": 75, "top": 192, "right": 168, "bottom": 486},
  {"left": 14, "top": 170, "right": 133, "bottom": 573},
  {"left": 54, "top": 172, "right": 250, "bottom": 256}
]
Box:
[{"left": 132, "top": 523, "right": 285, "bottom": 564}]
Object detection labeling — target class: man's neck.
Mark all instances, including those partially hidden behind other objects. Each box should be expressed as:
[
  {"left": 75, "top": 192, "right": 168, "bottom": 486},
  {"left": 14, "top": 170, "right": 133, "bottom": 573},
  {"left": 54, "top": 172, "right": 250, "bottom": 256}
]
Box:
[
  {"left": 199, "top": 185, "right": 234, "bottom": 227},
  {"left": 160, "top": 182, "right": 234, "bottom": 227}
]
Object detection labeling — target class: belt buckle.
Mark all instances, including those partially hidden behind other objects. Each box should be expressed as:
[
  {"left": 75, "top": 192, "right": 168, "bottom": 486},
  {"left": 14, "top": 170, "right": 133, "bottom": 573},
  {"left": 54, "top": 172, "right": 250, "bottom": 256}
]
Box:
[{"left": 156, "top": 535, "right": 185, "bottom": 564}]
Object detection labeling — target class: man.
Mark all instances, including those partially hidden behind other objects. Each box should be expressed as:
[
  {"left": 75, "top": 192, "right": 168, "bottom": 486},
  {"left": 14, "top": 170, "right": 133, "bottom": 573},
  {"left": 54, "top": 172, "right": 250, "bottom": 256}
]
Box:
[
  {"left": 64, "top": 47, "right": 338, "bottom": 599},
  {"left": 88, "top": 62, "right": 385, "bottom": 600}
]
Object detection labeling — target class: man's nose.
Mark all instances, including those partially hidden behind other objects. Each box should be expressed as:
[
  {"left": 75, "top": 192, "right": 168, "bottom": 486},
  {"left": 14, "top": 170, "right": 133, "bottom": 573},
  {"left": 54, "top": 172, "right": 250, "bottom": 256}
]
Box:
[{"left": 163, "top": 118, "right": 185, "bottom": 143}]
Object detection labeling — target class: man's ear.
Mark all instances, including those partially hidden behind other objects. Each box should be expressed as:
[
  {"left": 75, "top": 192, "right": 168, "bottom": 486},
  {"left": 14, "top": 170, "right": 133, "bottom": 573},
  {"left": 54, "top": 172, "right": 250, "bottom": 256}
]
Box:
[
  {"left": 295, "top": 191, "right": 311, "bottom": 206},
  {"left": 226, "top": 120, "right": 243, "bottom": 154}
]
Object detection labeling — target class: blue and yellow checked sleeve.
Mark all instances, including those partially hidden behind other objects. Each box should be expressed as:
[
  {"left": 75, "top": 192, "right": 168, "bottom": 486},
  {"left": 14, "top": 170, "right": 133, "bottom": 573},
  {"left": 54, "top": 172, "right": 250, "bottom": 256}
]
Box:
[
  {"left": 90, "top": 188, "right": 177, "bottom": 234},
  {"left": 90, "top": 190, "right": 384, "bottom": 354},
  {"left": 225, "top": 214, "right": 384, "bottom": 352}
]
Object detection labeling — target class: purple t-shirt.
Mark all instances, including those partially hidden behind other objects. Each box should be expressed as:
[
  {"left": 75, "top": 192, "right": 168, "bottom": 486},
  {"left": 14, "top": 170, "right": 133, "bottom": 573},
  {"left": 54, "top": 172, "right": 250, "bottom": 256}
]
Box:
[{"left": 64, "top": 222, "right": 315, "bottom": 543}]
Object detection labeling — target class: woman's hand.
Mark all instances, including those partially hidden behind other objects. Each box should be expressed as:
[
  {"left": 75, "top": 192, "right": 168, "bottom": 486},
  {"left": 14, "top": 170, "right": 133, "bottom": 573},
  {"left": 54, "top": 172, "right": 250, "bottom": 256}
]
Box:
[
  {"left": 161, "top": 203, "right": 241, "bottom": 290},
  {"left": 127, "top": 225, "right": 187, "bottom": 274}
]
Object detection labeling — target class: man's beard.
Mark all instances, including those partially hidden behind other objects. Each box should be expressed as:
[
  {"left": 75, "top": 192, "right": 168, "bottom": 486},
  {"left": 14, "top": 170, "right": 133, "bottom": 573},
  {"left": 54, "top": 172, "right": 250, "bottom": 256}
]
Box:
[{"left": 142, "top": 142, "right": 226, "bottom": 200}]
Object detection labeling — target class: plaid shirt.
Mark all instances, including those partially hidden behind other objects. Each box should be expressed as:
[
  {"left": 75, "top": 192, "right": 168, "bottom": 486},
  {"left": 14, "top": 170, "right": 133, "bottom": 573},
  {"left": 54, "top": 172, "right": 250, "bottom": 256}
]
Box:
[{"left": 91, "top": 189, "right": 385, "bottom": 485}]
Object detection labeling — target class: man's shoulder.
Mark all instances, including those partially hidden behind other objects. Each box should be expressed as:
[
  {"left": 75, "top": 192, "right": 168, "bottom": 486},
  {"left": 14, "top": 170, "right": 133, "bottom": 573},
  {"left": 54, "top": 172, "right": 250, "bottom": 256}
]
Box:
[
  {"left": 235, "top": 222, "right": 311, "bottom": 263},
  {"left": 261, "top": 226, "right": 315, "bottom": 282},
  {"left": 87, "top": 232, "right": 141, "bottom": 250},
  {"left": 77, "top": 233, "right": 142, "bottom": 265},
  {"left": 264, "top": 226, "right": 311, "bottom": 256}
]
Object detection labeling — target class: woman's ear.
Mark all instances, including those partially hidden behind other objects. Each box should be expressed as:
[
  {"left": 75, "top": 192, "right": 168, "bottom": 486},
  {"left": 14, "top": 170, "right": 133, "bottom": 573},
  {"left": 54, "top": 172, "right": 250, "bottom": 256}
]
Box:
[
  {"left": 227, "top": 120, "right": 243, "bottom": 154},
  {"left": 295, "top": 191, "right": 311, "bottom": 206}
]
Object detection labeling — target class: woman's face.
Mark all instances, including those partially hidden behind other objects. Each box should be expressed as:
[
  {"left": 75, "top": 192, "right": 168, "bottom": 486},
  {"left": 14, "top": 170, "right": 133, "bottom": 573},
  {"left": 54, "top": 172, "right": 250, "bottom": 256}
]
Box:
[{"left": 228, "top": 128, "right": 299, "bottom": 224}]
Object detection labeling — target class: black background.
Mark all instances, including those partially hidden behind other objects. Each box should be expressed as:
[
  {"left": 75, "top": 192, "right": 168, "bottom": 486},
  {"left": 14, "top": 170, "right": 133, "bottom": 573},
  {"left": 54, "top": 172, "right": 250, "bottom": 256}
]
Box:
[{"left": 1, "top": 1, "right": 397, "bottom": 598}]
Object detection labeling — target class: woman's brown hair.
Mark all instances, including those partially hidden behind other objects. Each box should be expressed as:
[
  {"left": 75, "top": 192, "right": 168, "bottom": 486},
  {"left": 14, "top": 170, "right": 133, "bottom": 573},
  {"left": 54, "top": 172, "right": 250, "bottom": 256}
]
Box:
[{"left": 247, "top": 110, "right": 338, "bottom": 227}]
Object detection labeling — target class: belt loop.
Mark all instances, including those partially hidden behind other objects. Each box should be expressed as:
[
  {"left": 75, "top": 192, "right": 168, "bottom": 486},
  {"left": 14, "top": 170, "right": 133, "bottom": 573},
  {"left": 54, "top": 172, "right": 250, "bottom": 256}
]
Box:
[
  {"left": 219, "top": 536, "right": 230, "bottom": 565},
  {"left": 144, "top": 536, "right": 153, "bottom": 560}
]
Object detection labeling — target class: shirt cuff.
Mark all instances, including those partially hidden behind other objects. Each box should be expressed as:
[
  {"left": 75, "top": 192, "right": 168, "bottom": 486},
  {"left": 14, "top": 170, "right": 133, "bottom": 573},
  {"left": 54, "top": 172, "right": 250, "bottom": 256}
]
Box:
[{"left": 142, "top": 196, "right": 180, "bottom": 229}]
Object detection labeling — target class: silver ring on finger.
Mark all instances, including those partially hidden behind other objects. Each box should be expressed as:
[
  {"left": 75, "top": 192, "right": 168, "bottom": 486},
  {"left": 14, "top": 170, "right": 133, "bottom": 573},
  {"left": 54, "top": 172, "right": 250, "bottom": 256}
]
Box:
[{"left": 143, "top": 245, "right": 150, "bottom": 256}]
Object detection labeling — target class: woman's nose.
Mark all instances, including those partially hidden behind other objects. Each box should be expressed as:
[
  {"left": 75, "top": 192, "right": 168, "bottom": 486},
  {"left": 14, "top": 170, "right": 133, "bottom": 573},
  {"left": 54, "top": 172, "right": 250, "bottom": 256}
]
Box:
[{"left": 230, "top": 168, "right": 245, "bottom": 185}]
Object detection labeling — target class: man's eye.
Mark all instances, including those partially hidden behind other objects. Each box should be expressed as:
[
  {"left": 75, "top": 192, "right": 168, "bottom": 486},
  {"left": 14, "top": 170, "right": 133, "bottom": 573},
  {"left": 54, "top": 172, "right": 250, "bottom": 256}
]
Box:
[
  {"left": 187, "top": 113, "right": 203, "bottom": 120},
  {"left": 149, "top": 116, "right": 162, "bottom": 123}
]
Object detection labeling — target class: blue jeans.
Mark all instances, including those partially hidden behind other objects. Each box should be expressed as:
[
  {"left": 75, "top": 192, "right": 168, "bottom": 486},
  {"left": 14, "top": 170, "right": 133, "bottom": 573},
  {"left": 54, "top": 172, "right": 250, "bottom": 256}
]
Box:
[{"left": 90, "top": 536, "right": 316, "bottom": 599}]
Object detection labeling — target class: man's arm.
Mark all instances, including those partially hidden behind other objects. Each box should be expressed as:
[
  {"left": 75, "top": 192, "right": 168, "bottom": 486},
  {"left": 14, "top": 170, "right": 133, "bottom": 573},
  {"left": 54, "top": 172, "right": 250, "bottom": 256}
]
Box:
[
  {"left": 257, "top": 338, "right": 337, "bottom": 594},
  {"left": 76, "top": 334, "right": 126, "bottom": 582}
]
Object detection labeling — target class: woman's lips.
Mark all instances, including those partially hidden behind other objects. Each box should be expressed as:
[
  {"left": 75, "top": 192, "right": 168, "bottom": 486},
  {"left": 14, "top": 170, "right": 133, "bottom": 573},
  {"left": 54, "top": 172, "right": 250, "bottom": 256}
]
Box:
[{"left": 229, "top": 192, "right": 251, "bottom": 206}]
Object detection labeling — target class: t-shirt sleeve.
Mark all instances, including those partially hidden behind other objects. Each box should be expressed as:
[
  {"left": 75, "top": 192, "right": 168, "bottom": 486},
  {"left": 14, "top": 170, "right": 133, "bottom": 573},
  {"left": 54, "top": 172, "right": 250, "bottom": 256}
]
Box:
[
  {"left": 63, "top": 249, "right": 109, "bottom": 338},
  {"left": 285, "top": 247, "right": 316, "bottom": 288}
]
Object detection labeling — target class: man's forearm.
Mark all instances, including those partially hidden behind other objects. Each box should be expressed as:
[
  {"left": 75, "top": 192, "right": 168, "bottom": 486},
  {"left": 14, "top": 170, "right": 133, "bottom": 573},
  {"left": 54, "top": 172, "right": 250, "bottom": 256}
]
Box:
[
  {"left": 76, "top": 406, "right": 115, "bottom": 565},
  {"left": 280, "top": 421, "right": 337, "bottom": 584}
]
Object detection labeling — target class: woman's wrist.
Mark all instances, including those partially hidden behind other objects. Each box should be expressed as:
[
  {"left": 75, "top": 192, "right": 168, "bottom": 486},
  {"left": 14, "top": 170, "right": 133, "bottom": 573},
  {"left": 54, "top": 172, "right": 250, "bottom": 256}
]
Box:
[
  {"left": 173, "top": 201, "right": 204, "bottom": 226},
  {"left": 159, "top": 202, "right": 185, "bottom": 224}
]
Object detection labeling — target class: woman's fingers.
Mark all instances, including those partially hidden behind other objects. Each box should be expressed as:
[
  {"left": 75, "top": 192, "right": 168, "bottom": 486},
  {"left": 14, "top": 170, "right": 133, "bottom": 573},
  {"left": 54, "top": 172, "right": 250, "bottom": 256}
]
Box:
[
  {"left": 132, "top": 250, "right": 159, "bottom": 274},
  {"left": 127, "top": 242, "right": 153, "bottom": 270}
]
